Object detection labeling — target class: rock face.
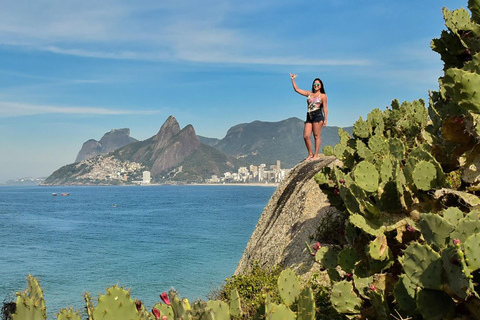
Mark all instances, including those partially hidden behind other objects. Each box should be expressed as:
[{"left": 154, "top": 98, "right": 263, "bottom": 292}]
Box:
[
  {"left": 209, "top": 118, "right": 351, "bottom": 168},
  {"left": 127, "top": 116, "right": 202, "bottom": 176},
  {"left": 75, "top": 128, "right": 137, "bottom": 162},
  {"left": 235, "top": 156, "right": 339, "bottom": 278}
]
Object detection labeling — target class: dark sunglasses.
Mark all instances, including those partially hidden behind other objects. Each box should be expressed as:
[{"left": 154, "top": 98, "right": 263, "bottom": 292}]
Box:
[{"left": 313, "top": 84, "right": 321, "bottom": 87}]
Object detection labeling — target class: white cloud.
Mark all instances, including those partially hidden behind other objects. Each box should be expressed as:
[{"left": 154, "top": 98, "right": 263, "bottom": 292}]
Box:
[
  {"left": 0, "top": 101, "right": 159, "bottom": 117},
  {"left": 0, "top": 0, "right": 371, "bottom": 67}
]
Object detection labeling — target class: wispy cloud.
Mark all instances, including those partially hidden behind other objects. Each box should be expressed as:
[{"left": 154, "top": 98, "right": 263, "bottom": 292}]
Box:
[
  {"left": 0, "top": 0, "right": 371, "bottom": 67},
  {"left": 0, "top": 101, "right": 159, "bottom": 117}
]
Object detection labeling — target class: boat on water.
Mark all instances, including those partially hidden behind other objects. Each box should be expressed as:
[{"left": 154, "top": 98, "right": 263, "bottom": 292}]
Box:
[
  {"left": 60, "top": 193, "right": 70, "bottom": 196},
  {"left": 52, "top": 193, "right": 57, "bottom": 196}
]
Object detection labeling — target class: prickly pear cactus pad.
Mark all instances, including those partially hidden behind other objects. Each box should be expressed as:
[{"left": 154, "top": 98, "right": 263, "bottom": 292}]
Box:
[
  {"left": 229, "top": 289, "right": 243, "bottom": 318},
  {"left": 206, "top": 300, "right": 230, "bottom": 320},
  {"left": 402, "top": 242, "right": 443, "bottom": 290},
  {"left": 297, "top": 287, "right": 315, "bottom": 320},
  {"left": 353, "top": 161, "right": 379, "bottom": 192},
  {"left": 277, "top": 269, "right": 302, "bottom": 306},
  {"left": 353, "top": 117, "right": 370, "bottom": 139},
  {"left": 412, "top": 161, "right": 438, "bottom": 190},
  {"left": 464, "top": 233, "right": 480, "bottom": 271},
  {"left": 93, "top": 286, "right": 139, "bottom": 320},
  {"left": 57, "top": 308, "right": 82, "bottom": 320},
  {"left": 265, "top": 303, "right": 296, "bottom": 320},
  {"left": 330, "top": 281, "right": 362, "bottom": 316},
  {"left": 368, "top": 234, "right": 390, "bottom": 261},
  {"left": 393, "top": 275, "right": 417, "bottom": 313},
  {"left": 419, "top": 213, "right": 455, "bottom": 249},
  {"left": 416, "top": 289, "right": 455, "bottom": 320},
  {"left": 314, "top": 246, "right": 338, "bottom": 269}
]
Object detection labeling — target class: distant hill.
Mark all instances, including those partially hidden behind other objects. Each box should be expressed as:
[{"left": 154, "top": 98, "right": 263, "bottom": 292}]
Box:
[
  {"left": 43, "top": 116, "right": 246, "bottom": 185},
  {"left": 44, "top": 116, "right": 351, "bottom": 185},
  {"left": 1, "top": 177, "right": 45, "bottom": 186},
  {"left": 75, "top": 128, "right": 138, "bottom": 162},
  {"left": 201, "top": 117, "right": 352, "bottom": 168}
]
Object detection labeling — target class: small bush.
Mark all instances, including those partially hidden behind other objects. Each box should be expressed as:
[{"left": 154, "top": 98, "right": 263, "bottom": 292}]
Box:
[{"left": 210, "top": 263, "right": 283, "bottom": 319}]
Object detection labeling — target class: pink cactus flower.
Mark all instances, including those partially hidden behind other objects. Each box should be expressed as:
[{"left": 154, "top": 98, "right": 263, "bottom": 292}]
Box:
[
  {"left": 313, "top": 242, "right": 321, "bottom": 251},
  {"left": 161, "top": 316, "right": 169, "bottom": 320},
  {"left": 339, "top": 179, "right": 345, "bottom": 184},
  {"left": 160, "top": 292, "right": 171, "bottom": 305},
  {"left": 453, "top": 238, "right": 461, "bottom": 246},
  {"left": 369, "top": 284, "right": 376, "bottom": 291},
  {"left": 334, "top": 189, "right": 339, "bottom": 195},
  {"left": 406, "top": 225, "right": 415, "bottom": 232},
  {"left": 152, "top": 308, "right": 160, "bottom": 320},
  {"left": 346, "top": 273, "right": 352, "bottom": 279},
  {"left": 135, "top": 300, "right": 142, "bottom": 311}
]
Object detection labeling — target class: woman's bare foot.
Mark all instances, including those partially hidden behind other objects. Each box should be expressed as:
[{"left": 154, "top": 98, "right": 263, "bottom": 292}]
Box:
[
  {"left": 304, "top": 155, "right": 314, "bottom": 162},
  {"left": 311, "top": 155, "right": 320, "bottom": 161}
]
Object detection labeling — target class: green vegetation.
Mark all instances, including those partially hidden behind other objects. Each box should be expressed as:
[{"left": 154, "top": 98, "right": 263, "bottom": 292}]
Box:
[
  {"left": 312, "top": 1, "right": 480, "bottom": 318},
  {"left": 6, "top": 1, "right": 480, "bottom": 319}
]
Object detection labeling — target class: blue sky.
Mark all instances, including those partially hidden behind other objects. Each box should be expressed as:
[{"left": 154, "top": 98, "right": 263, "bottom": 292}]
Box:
[{"left": 0, "top": 0, "right": 460, "bottom": 182}]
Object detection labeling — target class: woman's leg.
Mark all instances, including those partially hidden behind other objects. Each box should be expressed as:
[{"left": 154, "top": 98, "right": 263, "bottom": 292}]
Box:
[
  {"left": 311, "top": 121, "right": 323, "bottom": 159},
  {"left": 303, "top": 122, "right": 313, "bottom": 160}
]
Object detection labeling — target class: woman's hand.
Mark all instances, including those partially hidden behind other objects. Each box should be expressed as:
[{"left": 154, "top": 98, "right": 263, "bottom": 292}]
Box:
[
  {"left": 290, "top": 73, "right": 297, "bottom": 80},
  {"left": 323, "top": 120, "right": 327, "bottom": 127}
]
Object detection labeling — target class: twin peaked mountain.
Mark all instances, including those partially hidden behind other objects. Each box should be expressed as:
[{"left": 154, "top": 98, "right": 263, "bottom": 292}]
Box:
[{"left": 43, "top": 116, "right": 346, "bottom": 185}]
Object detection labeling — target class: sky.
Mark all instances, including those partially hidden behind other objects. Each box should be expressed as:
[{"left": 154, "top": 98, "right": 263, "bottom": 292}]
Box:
[{"left": 0, "top": 0, "right": 463, "bottom": 182}]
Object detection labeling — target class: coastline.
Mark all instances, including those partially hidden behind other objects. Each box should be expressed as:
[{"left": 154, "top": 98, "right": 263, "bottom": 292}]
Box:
[{"left": 188, "top": 182, "right": 278, "bottom": 187}]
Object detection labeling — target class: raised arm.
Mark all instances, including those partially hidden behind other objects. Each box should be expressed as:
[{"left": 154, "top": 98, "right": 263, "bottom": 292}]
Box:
[
  {"left": 322, "top": 94, "right": 328, "bottom": 127},
  {"left": 290, "top": 74, "right": 310, "bottom": 97}
]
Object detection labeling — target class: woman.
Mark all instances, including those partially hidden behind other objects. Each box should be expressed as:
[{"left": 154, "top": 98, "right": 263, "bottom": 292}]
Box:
[{"left": 290, "top": 74, "right": 328, "bottom": 161}]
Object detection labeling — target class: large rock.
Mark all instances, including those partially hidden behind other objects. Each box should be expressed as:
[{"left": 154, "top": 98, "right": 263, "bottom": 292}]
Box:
[
  {"left": 75, "top": 128, "right": 137, "bottom": 162},
  {"left": 235, "top": 156, "right": 339, "bottom": 278}
]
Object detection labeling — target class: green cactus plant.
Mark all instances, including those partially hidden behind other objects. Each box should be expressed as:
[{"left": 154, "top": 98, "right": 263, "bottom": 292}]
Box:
[{"left": 57, "top": 308, "right": 82, "bottom": 320}]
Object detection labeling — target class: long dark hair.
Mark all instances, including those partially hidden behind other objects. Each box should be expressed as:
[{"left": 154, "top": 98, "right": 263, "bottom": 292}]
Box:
[{"left": 311, "top": 78, "right": 326, "bottom": 94}]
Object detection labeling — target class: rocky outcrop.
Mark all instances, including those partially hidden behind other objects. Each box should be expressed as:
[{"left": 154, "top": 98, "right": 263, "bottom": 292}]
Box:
[
  {"left": 235, "top": 156, "right": 339, "bottom": 278},
  {"left": 75, "top": 128, "right": 137, "bottom": 162},
  {"left": 127, "top": 116, "right": 202, "bottom": 176}
]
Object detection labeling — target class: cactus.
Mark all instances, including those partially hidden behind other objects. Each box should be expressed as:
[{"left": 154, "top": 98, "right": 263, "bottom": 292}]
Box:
[
  {"left": 84, "top": 292, "right": 94, "bottom": 320},
  {"left": 11, "top": 275, "right": 47, "bottom": 320},
  {"left": 229, "top": 289, "right": 242, "bottom": 318},
  {"left": 152, "top": 302, "right": 174, "bottom": 320},
  {"left": 205, "top": 300, "right": 230, "bottom": 320},
  {"left": 392, "top": 275, "right": 417, "bottom": 313},
  {"left": 353, "top": 117, "right": 370, "bottom": 138},
  {"left": 330, "top": 281, "right": 361, "bottom": 316},
  {"left": 168, "top": 291, "right": 192, "bottom": 320},
  {"left": 353, "top": 160, "right": 379, "bottom": 193},
  {"left": 314, "top": 246, "right": 338, "bottom": 268},
  {"left": 277, "top": 269, "right": 301, "bottom": 306},
  {"left": 296, "top": 287, "right": 315, "bottom": 320},
  {"left": 464, "top": 232, "right": 480, "bottom": 271},
  {"left": 93, "top": 285, "right": 140, "bottom": 320},
  {"left": 416, "top": 289, "right": 456, "bottom": 320},
  {"left": 402, "top": 242, "right": 443, "bottom": 290},
  {"left": 419, "top": 213, "right": 455, "bottom": 249},
  {"left": 367, "top": 234, "right": 390, "bottom": 261},
  {"left": 265, "top": 303, "right": 296, "bottom": 320},
  {"left": 57, "top": 308, "right": 82, "bottom": 320},
  {"left": 412, "top": 160, "right": 438, "bottom": 190}
]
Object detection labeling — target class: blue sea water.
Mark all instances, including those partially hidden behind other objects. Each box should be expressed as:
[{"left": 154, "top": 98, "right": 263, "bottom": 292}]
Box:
[{"left": 0, "top": 185, "right": 275, "bottom": 318}]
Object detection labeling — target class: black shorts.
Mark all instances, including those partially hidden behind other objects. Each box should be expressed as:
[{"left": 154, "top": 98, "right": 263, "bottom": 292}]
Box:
[{"left": 305, "top": 110, "right": 325, "bottom": 123}]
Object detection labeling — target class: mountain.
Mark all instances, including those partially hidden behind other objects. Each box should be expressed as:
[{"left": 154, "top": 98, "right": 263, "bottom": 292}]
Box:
[
  {"left": 207, "top": 117, "right": 352, "bottom": 168},
  {"left": 43, "top": 116, "right": 246, "bottom": 185},
  {"left": 75, "top": 128, "right": 138, "bottom": 162}
]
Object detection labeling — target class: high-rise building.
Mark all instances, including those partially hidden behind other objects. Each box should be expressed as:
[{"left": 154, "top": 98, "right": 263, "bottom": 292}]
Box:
[{"left": 142, "top": 171, "right": 151, "bottom": 184}]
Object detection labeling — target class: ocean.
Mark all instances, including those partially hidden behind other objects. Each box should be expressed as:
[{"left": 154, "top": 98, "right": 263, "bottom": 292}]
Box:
[{"left": 0, "top": 185, "right": 276, "bottom": 318}]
